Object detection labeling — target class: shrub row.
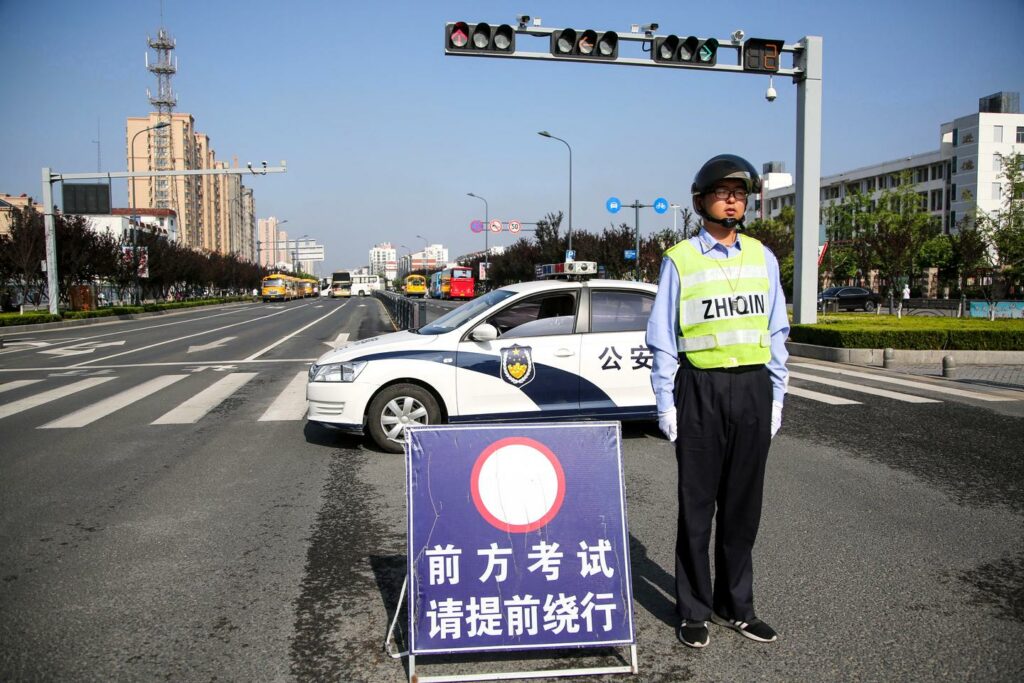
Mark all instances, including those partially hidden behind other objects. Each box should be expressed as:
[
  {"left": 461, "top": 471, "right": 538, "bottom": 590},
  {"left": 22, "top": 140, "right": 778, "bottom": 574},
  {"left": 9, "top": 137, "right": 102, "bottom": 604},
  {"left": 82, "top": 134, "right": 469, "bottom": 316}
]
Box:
[
  {"left": 0, "top": 297, "right": 251, "bottom": 327},
  {"left": 790, "top": 325, "right": 1024, "bottom": 350}
]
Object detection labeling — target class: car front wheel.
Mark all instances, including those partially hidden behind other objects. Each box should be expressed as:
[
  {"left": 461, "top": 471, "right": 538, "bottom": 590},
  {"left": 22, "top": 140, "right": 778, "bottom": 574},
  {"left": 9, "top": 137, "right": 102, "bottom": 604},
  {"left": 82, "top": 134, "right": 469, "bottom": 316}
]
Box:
[
  {"left": 366, "top": 383, "right": 441, "bottom": 453},
  {"left": 864, "top": 300, "right": 875, "bottom": 312}
]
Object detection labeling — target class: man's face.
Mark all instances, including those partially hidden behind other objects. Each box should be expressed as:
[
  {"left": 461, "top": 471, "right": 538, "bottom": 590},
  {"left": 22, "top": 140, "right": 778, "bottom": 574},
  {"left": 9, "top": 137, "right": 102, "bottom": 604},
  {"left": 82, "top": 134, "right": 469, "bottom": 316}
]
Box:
[{"left": 696, "top": 178, "right": 748, "bottom": 226}]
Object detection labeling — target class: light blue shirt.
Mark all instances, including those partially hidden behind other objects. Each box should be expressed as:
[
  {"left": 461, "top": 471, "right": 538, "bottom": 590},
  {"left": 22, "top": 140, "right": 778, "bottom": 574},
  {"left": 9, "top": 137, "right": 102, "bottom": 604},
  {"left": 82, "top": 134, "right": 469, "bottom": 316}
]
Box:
[{"left": 645, "top": 228, "right": 790, "bottom": 413}]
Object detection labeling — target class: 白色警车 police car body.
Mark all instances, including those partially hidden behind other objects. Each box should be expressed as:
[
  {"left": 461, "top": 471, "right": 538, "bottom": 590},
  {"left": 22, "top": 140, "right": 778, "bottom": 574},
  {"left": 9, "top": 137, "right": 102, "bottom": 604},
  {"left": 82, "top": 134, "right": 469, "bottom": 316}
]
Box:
[{"left": 307, "top": 278, "right": 658, "bottom": 452}]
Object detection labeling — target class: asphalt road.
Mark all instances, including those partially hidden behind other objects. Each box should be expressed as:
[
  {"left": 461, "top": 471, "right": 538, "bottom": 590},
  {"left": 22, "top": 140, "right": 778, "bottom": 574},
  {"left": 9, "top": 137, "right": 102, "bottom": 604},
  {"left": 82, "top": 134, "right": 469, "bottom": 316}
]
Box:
[{"left": 1, "top": 296, "right": 1022, "bottom": 681}]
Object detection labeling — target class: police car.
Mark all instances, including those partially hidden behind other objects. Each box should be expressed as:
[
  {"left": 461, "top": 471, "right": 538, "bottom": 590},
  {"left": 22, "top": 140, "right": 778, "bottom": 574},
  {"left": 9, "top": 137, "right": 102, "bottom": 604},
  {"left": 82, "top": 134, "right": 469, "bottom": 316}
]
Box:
[{"left": 307, "top": 275, "right": 658, "bottom": 453}]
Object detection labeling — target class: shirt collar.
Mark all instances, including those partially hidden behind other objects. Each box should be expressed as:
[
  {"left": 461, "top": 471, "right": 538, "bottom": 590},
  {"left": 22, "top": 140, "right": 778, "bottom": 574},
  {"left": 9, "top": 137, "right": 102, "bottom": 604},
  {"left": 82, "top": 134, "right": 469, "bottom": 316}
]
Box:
[{"left": 697, "top": 227, "right": 743, "bottom": 255}]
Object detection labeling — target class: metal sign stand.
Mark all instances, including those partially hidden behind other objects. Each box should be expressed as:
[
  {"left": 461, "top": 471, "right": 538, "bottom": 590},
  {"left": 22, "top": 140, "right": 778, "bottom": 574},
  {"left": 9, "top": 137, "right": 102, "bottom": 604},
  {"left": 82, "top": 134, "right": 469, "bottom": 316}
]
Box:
[{"left": 385, "top": 578, "right": 638, "bottom": 683}]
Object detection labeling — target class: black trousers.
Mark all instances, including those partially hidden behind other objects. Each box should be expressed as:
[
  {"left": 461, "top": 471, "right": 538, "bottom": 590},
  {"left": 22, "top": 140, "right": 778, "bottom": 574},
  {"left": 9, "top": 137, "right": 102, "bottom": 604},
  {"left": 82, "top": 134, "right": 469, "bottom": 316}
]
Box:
[{"left": 673, "top": 355, "right": 772, "bottom": 623}]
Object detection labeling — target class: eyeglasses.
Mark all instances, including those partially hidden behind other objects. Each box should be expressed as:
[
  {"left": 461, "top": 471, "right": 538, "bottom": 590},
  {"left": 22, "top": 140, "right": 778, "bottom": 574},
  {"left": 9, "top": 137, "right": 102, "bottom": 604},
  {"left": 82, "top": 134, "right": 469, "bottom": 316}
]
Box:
[{"left": 709, "top": 187, "right": 749, "bottom": 201}]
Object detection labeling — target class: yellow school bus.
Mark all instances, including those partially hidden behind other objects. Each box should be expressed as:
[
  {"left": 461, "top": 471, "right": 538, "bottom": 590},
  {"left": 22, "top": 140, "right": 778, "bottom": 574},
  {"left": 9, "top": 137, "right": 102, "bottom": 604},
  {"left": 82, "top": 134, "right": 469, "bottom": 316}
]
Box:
[{"left": 403, "top": 274, "right": 427, "bottom": 298}]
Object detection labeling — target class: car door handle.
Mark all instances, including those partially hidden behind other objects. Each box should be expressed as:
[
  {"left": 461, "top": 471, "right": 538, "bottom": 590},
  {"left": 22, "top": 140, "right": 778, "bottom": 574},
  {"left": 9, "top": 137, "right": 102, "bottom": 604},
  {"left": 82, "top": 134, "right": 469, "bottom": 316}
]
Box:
[{"left": 553, "top": 349, "right": 575, "bottom": 357}]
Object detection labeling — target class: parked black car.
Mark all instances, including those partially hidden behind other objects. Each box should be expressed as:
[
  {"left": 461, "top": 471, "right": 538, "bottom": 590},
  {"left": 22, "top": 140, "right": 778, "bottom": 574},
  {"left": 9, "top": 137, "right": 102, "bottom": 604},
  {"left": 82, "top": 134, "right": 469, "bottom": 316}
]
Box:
[{"left": 818, "top": 286, "right": 881, "bottom": 312}]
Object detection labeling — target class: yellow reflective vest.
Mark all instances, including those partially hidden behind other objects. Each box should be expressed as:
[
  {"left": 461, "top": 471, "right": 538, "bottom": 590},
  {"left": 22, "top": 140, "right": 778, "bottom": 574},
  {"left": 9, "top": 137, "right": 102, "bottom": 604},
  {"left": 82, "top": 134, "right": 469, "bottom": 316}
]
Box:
[{"left": 665, "top": 235, "right": 771, "bottom": 369}]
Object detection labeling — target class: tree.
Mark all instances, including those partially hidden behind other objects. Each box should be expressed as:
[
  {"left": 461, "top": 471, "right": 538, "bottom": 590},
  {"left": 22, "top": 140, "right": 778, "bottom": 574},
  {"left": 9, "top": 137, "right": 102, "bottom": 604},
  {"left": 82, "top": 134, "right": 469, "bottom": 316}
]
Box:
[
  {"left": 1, "top": 207, "right": 46, "bottom": 306},
  {"left": 979, "top": 151, "right": 1024, "bottom": 296},
  {"left": 823, "top": 190, "right": 877, "bottom": 289}
]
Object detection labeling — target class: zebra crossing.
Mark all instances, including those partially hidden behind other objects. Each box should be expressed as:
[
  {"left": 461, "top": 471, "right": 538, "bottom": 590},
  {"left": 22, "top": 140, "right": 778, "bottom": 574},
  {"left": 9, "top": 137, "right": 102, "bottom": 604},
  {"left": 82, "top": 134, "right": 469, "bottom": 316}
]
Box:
[
  {"left": 0, "top": 362, "right": 1017, "bottom": 430},
  {"left": 0, "top": 370, "right": 311, "bottom": 429}
]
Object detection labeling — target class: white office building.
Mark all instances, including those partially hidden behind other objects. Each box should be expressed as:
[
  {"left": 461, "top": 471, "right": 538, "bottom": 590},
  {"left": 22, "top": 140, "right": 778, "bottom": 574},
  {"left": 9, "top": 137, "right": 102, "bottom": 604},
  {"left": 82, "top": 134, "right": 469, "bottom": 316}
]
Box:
[
  {"left": 369, "top": 242, "right": 398, "bottom": 282},
  {"left": 752, "top": 92, "right": 1024, "bottom": 235}
]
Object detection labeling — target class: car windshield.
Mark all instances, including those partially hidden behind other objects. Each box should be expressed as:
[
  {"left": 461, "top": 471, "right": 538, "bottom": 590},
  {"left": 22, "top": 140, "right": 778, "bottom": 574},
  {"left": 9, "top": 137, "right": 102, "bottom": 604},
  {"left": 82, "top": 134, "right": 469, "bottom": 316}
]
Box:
[{"left": 417, "top": 289, "right": 516, "bottom": 335}]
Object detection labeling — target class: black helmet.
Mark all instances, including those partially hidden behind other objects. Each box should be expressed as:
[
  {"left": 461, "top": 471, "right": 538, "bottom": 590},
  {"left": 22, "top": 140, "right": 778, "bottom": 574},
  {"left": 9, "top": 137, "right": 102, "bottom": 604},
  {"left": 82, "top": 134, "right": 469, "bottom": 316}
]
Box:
[{"left": 690, "top": 154, "right": 761, "bottom": 229}]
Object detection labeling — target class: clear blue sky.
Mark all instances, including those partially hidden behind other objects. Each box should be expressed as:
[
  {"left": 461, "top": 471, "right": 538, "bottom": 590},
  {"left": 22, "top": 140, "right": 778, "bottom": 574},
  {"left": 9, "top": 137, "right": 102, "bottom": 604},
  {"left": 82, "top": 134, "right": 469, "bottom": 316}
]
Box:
[{"left": 2, "top": 0, "right": 1022, "bottom": 272}]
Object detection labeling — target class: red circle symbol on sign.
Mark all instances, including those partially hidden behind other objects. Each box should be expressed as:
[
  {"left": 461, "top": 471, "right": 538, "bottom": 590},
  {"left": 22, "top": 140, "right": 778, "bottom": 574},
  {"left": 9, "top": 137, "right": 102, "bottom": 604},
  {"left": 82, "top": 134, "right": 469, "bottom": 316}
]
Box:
[
  {"left": 508, "top": 220, "right": 521, "bottom": 234},
  {"left": 489, "top": 219, "right": 503, "bottom": 233},
  {"left": 470, "top": 437, "right": 566, "bottom": 533}
]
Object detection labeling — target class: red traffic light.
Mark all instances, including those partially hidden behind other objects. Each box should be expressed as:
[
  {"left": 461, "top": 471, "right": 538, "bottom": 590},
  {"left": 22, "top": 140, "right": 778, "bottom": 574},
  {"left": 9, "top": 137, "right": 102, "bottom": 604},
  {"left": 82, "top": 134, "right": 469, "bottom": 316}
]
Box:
[{"left": 445, "top": 22, "right": 516, "bottom": 55}]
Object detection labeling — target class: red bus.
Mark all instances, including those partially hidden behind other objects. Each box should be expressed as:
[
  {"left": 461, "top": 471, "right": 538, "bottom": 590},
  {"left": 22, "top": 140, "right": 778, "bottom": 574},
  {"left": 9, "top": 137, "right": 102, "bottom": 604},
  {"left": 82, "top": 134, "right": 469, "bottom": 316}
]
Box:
[{"left": 443, "top": 266, "right": 475, "bottom": 300}]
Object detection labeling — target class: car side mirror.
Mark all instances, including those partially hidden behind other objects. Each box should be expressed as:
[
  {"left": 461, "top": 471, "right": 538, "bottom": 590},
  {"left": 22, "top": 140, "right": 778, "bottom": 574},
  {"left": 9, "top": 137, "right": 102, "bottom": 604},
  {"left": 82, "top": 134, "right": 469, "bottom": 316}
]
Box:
[{"left": 470, "top": 323, "right": 498, "bottom": 342}]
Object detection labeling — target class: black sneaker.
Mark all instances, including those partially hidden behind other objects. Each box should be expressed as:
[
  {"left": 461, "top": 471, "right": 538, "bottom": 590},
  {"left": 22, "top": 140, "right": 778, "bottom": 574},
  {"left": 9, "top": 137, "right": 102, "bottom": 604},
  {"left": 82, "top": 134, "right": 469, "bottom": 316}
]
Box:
[
  {"left": 711, "top": 613, "right": 777, "bottom": 642},
  {"left": 677, "top": 620, "right": 710, "bottom": 648}
]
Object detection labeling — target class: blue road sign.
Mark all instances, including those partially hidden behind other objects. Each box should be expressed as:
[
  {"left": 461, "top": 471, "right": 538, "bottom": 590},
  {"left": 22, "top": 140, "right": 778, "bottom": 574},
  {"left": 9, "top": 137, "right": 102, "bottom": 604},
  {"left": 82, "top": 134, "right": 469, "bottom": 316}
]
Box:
[
  {"left": 653, "top": 197, "right": 669, "bottom": 214},
  {"left": 565, "top": 250, "right": 576, "bottom": 262},
  {"left": 406, "top": 423, "right": 635, "bottom": 655},
  {"left": 606, "top": 197, "right": 621, "bottom": 214},
  {"left": 624, "top": 249, "right": 637, "bottom": 261}
]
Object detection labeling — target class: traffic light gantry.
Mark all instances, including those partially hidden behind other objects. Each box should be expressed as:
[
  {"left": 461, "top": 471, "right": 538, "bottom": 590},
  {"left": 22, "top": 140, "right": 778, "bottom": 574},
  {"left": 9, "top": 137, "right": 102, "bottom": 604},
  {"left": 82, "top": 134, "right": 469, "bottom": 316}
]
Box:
[{"left": 444, "top": 19, "right": 796, "bottom": 77}]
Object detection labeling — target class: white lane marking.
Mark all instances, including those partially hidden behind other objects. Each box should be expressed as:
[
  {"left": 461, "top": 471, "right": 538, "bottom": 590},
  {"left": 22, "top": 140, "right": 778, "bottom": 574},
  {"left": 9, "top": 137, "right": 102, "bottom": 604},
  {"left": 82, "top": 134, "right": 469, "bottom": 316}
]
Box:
[
  {"left": 151, "top": 372, "right": 257, "bottom": 424},
  {"left": 788, "top": 361, "right": 1016, "bottom": 402},
  {"left": 787, "top": 385, "right": 862, "bottom": 405},
  {"left": 0, "top": 379, "right": 44, "bottom": 394},
  {"left": 245, "top": 307, "right": 346, "bottom": 361},
  {"left": 0, "top": 377, "right": 114, "bottom": 420},
  {"left": 258, "top": 371, "right": 309, "bottom": 421},
  {"left": 323, "top": 332, "right": 350, "bottom": 349},
  {"left": 39, "top": 375, "right": 188, "bottom": 428},
  {"left": 72, "top": 304, "right": 309, "bottom": 367},
  {"left": 789, "top": 371, "right": 941, "bottom": 403},
  {"left": 187, "top": 336, "right": 237, "bottom": 353},
  {"left": 39, "top": 340, "right": 126, "bottom": 357}
]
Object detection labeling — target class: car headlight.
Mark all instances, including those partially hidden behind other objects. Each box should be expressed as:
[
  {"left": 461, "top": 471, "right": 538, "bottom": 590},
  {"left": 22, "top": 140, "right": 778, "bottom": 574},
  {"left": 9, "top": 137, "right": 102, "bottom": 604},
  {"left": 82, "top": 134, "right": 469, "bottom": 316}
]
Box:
[{"left": 309, "top": 361, "right": 367, "bottom": 383}]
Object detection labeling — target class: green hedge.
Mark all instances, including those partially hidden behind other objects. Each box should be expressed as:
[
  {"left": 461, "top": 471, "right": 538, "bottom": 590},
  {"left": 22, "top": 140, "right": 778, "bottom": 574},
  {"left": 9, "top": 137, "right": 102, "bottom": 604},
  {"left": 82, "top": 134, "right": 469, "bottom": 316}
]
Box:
[
  {"left": 0, "top": 312, "right": 62, "bottom": 326},
  {"left": 790, "top": 315, "right": 1024, "bottom": 350},
  {"left": 0, "top": 297, "right": 251, "bottom": 327}
]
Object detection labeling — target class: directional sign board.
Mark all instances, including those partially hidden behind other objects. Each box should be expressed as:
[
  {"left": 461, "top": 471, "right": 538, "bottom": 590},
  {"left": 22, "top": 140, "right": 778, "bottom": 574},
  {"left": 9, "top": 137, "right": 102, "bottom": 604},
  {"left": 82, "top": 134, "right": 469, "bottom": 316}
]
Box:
[
  {"left": 606, "top": 197, "right": 621, "bottom": 214},
  {"left": 406, "top": 423, "right": 635, "bottom": 657},
  {"left": 624, "top": 249, "right": 637, "bottom": 261},
  {"left": 653, "top": 197, "right": 669, "bottom": 214}
]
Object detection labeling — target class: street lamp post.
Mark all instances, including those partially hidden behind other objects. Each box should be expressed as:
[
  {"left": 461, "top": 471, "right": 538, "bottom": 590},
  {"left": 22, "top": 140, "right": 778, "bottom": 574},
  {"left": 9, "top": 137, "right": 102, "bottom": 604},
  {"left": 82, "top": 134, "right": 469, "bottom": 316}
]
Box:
[
  {"left": 537, "top": 131, "right": 573, "bottom": 254},
  {"left": 129, "top": 121, "right": 170, "bottom": 304},
  {"left": 670, "top": 203, "right": 681, "bottom": 235},
  {"left": 416, "top": 234, "right": 430, "bottom": 269},
  {"left": 467, "top": 192, "right": 489, "bottom": 269}
]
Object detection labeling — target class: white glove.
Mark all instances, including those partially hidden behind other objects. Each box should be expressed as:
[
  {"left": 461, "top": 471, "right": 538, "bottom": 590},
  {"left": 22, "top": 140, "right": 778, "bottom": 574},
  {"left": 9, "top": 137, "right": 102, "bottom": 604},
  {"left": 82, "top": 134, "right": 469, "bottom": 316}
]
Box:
[
  {"left": 770, "top": 400, "right": 783, "bottom": 438},
  {"left": 658, "top": 408, "right": 677, "bottom": 442}
]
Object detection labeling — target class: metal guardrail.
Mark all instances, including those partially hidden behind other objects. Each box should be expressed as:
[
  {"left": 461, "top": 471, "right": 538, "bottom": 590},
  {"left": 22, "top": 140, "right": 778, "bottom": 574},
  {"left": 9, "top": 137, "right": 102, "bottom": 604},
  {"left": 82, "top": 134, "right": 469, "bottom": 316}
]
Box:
[{"left": 374, "top": 290, "right": 427, "bottom": 330}]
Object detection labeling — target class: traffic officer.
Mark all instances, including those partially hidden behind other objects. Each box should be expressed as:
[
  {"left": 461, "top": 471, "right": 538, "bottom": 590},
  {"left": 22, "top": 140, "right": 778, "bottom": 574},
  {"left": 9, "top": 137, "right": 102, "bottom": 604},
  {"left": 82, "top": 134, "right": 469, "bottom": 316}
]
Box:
[{"left": 645, "top": 154, "right": 790, "bottom": 648}]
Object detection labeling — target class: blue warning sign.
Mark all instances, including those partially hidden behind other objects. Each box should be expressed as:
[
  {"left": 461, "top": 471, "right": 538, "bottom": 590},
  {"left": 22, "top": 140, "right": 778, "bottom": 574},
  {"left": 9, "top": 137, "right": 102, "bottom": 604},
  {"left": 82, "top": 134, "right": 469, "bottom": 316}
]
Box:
[{"left": 405, "top": 422, "right": 635, "bottom": 655}]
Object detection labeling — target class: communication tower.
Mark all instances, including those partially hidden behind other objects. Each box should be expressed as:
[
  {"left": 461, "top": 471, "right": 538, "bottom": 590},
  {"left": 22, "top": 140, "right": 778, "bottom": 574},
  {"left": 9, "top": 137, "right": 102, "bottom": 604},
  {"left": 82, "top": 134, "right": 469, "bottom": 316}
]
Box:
[{"left": 145, "top": 23, "right": 177, "bottom": 211}]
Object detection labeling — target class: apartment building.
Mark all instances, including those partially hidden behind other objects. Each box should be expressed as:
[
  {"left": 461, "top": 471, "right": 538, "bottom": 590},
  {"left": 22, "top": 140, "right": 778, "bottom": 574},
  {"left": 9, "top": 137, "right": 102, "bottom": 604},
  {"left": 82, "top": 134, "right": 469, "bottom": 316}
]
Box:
[
  {"left": 369, "top": 243, "right": 398, "bottom": 282},
  {"left": 752, "top": 92, "right": 1024, "bottom": 235},
  {"left": 127, "top": 113, "right": 256, "bottom": 259},
  {"left": 0, "top": 193, "right": 44, "bottom": 236}
]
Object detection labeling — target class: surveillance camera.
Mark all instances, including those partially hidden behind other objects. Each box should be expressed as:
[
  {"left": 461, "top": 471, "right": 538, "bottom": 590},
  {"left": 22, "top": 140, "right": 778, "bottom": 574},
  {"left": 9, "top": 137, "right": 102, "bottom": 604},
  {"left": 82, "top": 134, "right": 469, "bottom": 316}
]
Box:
[
  {"left": 765, "top": 84, "right": 777, "bottom": 102},
  {"left": 517, "top": 14, "right": 530, "bottom": 25},
  {"left": 246, "top": 161, "right": 253, "bottom": 167},
  {"left": 261, "top": 161, "right": 268, "bottom": 166},
  {"left": 731, "top": 29, "right": 745, "bottom": 42},
  {"left": 641, "top": 22, "right": 659, "bottom": 34}
]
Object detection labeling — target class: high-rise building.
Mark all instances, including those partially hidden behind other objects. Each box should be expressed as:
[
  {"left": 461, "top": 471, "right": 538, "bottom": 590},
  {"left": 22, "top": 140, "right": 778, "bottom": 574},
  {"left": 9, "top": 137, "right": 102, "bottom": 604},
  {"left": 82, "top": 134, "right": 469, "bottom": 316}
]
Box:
[
  {"left": 257, "top": 217, "right": 289, "bottom": 269},
  {"left": 369, "top": 242, "right": 398, "bottom": 282}
]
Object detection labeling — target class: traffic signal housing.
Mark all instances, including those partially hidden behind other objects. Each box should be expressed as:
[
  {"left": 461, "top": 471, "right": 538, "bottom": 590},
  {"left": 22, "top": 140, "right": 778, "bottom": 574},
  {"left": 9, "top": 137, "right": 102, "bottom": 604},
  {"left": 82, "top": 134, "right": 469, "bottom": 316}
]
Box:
[
  {"left": 742, "top": 38, "right": 785, "bottom": 73},
  {"left": 445, "top": 22, "right": 515, "bottom": 55},
  {"left": 550, "top": 28, "right": 619, "bottom": 60},
  {"left": 651, "top": 34, "right": 719, "bottom": 67}
]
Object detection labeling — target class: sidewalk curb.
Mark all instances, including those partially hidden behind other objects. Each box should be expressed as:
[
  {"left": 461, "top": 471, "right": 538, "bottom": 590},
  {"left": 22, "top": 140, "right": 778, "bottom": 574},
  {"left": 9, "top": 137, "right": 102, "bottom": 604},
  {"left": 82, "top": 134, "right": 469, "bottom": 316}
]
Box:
[{"left": 786, "top": 341, "right": 1024, "bottom": 366}]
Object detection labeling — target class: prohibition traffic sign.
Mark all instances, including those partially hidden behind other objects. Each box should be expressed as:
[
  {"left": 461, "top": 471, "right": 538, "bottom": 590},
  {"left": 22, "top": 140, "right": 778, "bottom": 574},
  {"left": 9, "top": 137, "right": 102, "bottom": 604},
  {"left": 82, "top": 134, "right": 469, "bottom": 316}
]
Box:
[
  {"left": 508, "top": 219, "right": 522, "bottom": 234},
  {"left": 489, "top": 219, "right": 503, "bottom": 233},
  {"left": 470, "top": 220, "right": 485, "bottom": 233}
]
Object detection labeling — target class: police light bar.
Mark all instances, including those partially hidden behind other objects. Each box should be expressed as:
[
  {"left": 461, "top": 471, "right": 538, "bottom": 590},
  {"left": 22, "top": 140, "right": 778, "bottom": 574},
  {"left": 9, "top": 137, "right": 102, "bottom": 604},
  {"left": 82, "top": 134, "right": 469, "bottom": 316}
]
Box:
[{"left": 535, "top": 261, "right": 598, "bottom": 279}]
